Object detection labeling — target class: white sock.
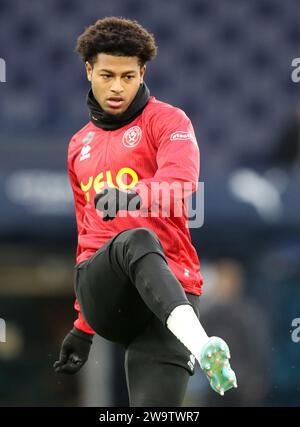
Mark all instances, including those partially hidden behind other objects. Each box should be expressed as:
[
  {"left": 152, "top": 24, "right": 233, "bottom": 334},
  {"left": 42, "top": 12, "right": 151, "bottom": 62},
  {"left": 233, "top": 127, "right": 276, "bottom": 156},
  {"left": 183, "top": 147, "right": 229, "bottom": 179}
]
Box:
[{"left": 166, "top": 304, "right": 210, "bottom": 364}]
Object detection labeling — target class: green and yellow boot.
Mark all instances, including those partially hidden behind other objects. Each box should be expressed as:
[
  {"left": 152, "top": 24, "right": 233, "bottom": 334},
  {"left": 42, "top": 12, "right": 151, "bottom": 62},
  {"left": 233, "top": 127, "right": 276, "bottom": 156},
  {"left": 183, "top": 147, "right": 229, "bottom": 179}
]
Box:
[{"left": 200, "top": 336, "right": 237, "bottom": 396}]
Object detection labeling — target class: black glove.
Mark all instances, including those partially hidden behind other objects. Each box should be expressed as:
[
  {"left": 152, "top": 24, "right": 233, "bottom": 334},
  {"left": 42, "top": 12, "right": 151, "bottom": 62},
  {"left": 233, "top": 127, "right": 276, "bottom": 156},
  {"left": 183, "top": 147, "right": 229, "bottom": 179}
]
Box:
[
  {"left": 94, "top": 187, "right": 141, "bottom": 221},
  {"left": 53, "top": 327, "right": 93, "bottom": 375}
]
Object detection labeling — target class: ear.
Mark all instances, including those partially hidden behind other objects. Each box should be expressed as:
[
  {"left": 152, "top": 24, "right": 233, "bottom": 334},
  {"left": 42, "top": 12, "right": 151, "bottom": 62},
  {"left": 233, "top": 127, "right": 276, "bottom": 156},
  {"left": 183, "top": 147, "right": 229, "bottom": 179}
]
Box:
[
  {"left": 86, "top": 61, "right": 93, "bottom": 82},
  {"left": 140, "top": 65, "right": 146, "bottom": 83}
]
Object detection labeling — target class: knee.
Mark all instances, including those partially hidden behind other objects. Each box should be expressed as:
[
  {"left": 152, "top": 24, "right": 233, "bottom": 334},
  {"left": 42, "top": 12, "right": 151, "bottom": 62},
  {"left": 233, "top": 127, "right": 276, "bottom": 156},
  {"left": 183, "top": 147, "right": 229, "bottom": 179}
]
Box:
[
  {"left": 124, "top": 228, "right": 166, "bottom": 266},
  {"left": 128, "top": 227, "right": 160, "bottom": 246}
]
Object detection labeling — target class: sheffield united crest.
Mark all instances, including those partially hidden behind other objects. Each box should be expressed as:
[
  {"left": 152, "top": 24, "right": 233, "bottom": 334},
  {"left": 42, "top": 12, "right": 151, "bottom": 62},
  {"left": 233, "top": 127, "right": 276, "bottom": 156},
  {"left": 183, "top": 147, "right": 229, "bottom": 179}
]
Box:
[{"left": 122, "top": 126, "right": 142, "bottom": 148}]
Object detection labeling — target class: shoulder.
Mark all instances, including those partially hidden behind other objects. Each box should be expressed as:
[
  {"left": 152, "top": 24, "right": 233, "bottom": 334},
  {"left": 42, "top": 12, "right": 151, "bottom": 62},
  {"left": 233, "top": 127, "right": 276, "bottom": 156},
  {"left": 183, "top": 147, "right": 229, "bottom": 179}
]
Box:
[
  {"left": 68, "top": 122, "right": 94, "bottom": 153},
  {"left": 144, "top": 96, "right": 190, "bottom": 125},
  {"left": 142, "top": 97, "right": 194, "bottom": 145}
]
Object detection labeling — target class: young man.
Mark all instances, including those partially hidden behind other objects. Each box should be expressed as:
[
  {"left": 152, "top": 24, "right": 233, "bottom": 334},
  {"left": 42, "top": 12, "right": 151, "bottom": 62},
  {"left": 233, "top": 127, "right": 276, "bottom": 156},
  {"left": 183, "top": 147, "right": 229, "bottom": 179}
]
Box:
[{"left": 53, "top": 17, "right": 237, "bottom": 406}]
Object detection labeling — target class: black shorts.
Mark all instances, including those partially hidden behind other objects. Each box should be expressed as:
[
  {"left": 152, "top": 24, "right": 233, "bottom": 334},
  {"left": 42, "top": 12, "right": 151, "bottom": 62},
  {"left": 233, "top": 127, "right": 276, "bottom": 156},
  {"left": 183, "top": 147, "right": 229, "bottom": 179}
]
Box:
[{"left": 74, "top": 228, "right": 200, "bottom": 377}]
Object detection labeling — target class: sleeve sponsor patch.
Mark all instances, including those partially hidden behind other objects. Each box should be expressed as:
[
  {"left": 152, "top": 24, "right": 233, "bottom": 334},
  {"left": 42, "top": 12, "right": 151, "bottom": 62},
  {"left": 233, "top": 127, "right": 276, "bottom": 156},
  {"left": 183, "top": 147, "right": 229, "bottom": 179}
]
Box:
[{"left": 170, "top": 131, "right": 194, "bottom": 142}]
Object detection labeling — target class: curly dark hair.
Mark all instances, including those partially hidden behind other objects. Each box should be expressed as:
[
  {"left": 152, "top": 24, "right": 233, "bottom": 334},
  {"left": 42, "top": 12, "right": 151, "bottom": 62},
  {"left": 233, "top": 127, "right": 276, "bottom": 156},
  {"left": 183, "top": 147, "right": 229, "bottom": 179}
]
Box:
[{"left": 76, "top": 17, "right": 158, "bottom": 67}]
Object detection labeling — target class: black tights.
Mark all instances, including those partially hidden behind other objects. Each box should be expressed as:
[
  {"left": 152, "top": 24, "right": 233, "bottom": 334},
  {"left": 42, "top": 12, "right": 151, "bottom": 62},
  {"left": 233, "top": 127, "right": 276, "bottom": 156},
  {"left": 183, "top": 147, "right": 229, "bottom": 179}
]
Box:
[
  {"left": 75, "top": 228, "right": 200, "bottom": 406},
  {"left": 126, "top": 352, "right": 190, "bottom": 407}
]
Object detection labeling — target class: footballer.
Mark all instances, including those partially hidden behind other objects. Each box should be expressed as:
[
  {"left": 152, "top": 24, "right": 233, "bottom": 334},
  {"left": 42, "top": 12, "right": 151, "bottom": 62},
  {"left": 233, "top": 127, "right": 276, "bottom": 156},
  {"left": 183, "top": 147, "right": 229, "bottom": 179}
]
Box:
[{"left": 54, "top": 17, "right": 237, "bottom": 406}]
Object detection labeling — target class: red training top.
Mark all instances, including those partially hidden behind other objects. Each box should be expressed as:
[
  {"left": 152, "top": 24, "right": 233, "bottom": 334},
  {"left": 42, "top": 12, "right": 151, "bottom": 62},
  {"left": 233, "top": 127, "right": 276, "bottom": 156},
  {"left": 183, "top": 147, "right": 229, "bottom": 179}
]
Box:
[{"left": 68, "top": 96, "right": 203, "bottom": 334}]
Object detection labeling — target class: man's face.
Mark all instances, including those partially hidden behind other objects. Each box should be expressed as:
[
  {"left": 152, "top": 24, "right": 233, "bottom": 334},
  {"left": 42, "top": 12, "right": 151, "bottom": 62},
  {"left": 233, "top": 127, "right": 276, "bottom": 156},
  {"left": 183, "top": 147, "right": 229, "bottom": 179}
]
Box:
[{"left": 86, "top": 53, "right": 146, "bottom": 115}]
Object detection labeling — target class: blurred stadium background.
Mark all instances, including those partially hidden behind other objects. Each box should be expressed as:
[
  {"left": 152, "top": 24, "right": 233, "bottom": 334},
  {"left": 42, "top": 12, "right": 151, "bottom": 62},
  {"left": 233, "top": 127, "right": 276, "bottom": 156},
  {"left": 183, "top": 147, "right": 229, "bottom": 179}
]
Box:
[{"left": 1, "top": 0, "right": 300, "bottom": 407}]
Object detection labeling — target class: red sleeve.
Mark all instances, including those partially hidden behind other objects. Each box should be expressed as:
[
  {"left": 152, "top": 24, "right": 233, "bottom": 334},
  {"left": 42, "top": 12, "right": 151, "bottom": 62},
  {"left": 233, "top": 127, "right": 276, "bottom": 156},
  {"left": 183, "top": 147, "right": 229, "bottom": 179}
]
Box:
[
  {"left": 133, "top": 107, "right": 200, "bottom": 215},
  {"left": 73, "top": 299, "right": 95, "bottom": 335},
  {"left": 68, "top": 152, "right": 85, "bottom": 261},
  {"left": 68, "top": 143, "right": 96, "bottom": 336}
]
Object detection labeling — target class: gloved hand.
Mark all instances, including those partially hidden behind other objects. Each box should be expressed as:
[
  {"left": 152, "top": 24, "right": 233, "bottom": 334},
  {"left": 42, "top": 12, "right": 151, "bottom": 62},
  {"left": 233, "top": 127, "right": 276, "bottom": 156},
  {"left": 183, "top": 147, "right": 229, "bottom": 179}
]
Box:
[
  {"left": 53, "top": 327, "right": 94, "bottom": 374},
  {"left": 94, "top": 187, "right": 141, "bottom": 221}
]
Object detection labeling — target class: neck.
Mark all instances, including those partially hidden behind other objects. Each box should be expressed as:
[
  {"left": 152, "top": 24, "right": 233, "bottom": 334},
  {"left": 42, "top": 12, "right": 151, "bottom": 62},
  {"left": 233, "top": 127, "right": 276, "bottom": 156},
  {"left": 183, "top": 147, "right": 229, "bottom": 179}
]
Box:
[{"left": 87, "top": 82, "right": 150, "bottom": 131}]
